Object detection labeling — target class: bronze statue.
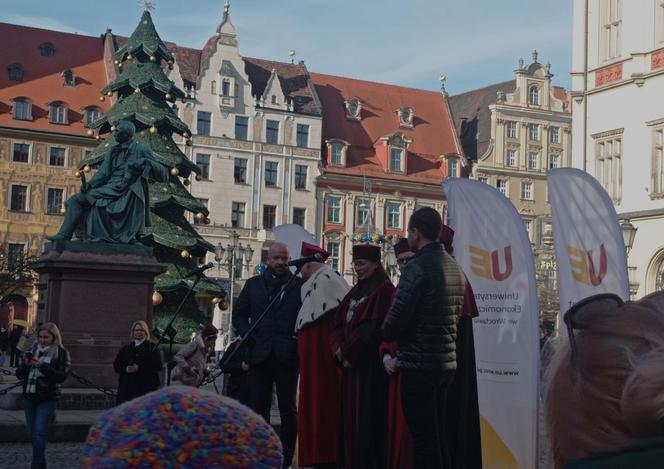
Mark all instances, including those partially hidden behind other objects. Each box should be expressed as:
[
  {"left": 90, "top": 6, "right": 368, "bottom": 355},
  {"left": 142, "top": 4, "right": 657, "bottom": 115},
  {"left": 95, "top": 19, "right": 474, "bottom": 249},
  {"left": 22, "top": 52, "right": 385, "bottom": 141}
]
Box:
[{"left": 48, "top": 120, "right": 168, "bottom": 243}]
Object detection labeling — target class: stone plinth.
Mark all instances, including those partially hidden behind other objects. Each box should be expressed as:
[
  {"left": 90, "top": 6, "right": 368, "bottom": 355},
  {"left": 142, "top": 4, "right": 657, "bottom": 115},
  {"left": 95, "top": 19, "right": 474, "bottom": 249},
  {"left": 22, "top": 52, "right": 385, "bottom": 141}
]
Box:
[{"left": 31, "top": 241, "right": 165, "bottom": 389}]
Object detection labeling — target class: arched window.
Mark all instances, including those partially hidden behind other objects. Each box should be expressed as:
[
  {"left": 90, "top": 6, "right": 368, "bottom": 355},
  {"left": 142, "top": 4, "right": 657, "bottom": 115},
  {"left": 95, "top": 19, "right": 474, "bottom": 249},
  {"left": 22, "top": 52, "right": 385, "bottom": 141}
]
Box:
[
  {"left": 84, "top": 107, "right": 102, "bottom": 126},
  {"left": 8, "top": 64, "right": 23, "bottom": 82},
  {"left": 49, "top": 102, "right": 68, "bottom": 124},
  {"left": 62, "top": 69, "right": 75, "bottom": 87},
  {"left": 210, "top": 80, "right": 217, "bottom": 95},
  {"left": 40, "top": 43, "right": 55, "bottom": 57},
  {"left": 529, "top": 85, "right": 540, "bottom": 105},
  {"left": 13, "top": 99, "right": 31, "bottom": 121}
]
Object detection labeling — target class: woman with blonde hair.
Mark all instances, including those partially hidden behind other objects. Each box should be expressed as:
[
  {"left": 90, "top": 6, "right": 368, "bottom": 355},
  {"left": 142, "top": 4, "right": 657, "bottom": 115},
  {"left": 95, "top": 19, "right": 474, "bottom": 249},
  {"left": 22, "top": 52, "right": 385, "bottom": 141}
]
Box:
[
  {"left": 16, "top": 322, "right": 71, "bottom": 469},
  {"left": 113, "top": 319, "right": 162, "bottom": 405},
  {"left": 546, "top": 291, "right": 664, "bottom": 468}
]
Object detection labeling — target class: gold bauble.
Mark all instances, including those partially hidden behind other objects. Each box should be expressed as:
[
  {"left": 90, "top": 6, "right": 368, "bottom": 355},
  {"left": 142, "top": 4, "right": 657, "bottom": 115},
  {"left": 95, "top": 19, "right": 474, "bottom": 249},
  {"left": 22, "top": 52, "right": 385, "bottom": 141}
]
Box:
[
  {"left": 165, "top": 93, "right": 172, "bottom": 101},
  {"left": 74, "top": 170, "right": 81, "bottom": 177},
  {"left": 195, "top": 174, "right": 202, "bottom": 182},
  {"left": 194, "top": 212, "right": 205, "bottom": 221},
  {"left": 127, "top": 53, "right": 133, "bottom": 60},
  {"left": 182, "top": 132, "right": 189, "bottom": 138},
  {"left": 211, "top": 296, "right": 221, "bottom": 305},
  {"left": 219, "top": 300, "right": 229, "bottom": 311},
  {"left": 180, "top": 250, "right": 190, "bottom": 259},
  {"left": 106, "top": 91, "right": 112, "bottom": 97},
  {"left": 204, "top": 218, "right": 211, "bottom": 225},
  {"left": 110, "top": 125, "right": 116, "bottom": 131},
  {"left": 149, "top": 55, "right": 156, "bottom": 62},
  {"left": 149, "top": 125, "right": 158, "bottom": 134},
  {"left": 59, "top": 207, "right": 66, "bottom": 215},
  {"left": 113, "top": 59, "right": 119, "bottom": 65},
  {"left": 152, "top": 290, "right": 163, "bottom": 305},
  {"left": 83, "top": 165, "right": 92, "bottom": 173},
  {"left": 99, "top": 96, "right": 105, "bottom": 102},
  {"left": 134, "top": 87, "right": 141, "bottom": 94},
  {"left": 170, "top": 167, "right": 180, "bottom": 176},
  {"left": 95, "top": 135, "right": 101, "bottom": 140},
  {"left": 86, "top": 129, "right": 94, "bottom": 136},
  {"left": 168, "top": 60, "right": 174, "bottom": 65},
  {"left": 183, "top": 179, "right": 191, "bottom": 186}
]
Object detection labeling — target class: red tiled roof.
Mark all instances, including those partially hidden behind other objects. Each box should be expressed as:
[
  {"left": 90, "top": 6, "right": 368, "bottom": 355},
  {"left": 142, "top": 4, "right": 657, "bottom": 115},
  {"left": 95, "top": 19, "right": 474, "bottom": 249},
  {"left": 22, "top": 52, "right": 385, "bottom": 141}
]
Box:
[
  {"left": 552, "top": 85, "right": 571, "bottom": 109},
  {"left": 0, "top": 23, "right": 110, "bottom": 136},
  {"left": 311, "top": 72, "right": 461, "bottom": 185}
]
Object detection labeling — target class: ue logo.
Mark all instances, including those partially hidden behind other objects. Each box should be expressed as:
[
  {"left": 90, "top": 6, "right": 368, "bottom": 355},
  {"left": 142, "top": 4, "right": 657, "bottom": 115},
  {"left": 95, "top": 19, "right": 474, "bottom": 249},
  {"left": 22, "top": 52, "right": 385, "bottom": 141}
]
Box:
[
  {"left": 469, "top": 246, "right": 513, "bottom": 281},
  {"left": 567, "top": 244, "right": 607, "bottom": 286}
]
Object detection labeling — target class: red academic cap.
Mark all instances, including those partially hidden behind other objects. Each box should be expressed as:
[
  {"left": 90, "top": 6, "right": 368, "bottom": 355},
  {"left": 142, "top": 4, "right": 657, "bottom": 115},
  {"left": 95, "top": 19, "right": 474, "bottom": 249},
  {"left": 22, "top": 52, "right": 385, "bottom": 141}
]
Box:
[
  {"left": 352, "top": 244, "right": 381, "bottom": 262},
  {"left": 393, "top": 237, "right": 412, "bottom": 257},
  {"left": 439, "top": 224, "right": 455, "bottom": 254},
  {"left": 301, "top": 242, "right": 330, "bottom": 262}
]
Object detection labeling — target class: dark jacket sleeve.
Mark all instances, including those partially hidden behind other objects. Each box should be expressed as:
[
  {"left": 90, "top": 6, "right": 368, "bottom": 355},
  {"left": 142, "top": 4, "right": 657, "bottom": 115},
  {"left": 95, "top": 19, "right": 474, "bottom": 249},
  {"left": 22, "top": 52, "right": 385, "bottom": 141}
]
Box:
[
  {"left": 39, "top": 347, "right": 71, "bottom": 384},
  {"left": 113, "top": 345, "right": 129, "bottom": 375},
  {"left": 383, "top": 261, "right": 423, "bottom": 341},
  {"left": 143, "top": 345, "right": 163, "bottom": 373},
  {"left": 15, "top": 362, "right": 29, "bottom": 380},
  {"left": 233, "top": 278, "right": 253, "bottom": 337}
]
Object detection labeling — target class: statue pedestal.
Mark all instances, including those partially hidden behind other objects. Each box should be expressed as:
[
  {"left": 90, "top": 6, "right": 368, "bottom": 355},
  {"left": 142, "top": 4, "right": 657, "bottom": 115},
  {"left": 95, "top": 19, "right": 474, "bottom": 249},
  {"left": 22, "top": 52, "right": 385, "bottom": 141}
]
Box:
[{"left": 31, "top": 242, "right": 164, "bottom": 389}]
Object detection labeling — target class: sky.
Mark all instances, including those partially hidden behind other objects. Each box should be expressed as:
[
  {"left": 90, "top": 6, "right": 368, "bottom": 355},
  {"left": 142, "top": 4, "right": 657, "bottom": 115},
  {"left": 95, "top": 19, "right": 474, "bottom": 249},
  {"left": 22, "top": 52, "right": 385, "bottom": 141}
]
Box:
[{"left": 2, "top": 0, "right": 573, "bottom": 94}]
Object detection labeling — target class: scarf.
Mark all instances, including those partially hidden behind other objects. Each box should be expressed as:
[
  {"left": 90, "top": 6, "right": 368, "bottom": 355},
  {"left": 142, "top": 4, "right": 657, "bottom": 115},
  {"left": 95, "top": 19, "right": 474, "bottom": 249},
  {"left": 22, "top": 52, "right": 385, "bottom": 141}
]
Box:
[{"left": 25, "top": 344, "right": 58, "bottom": 395}]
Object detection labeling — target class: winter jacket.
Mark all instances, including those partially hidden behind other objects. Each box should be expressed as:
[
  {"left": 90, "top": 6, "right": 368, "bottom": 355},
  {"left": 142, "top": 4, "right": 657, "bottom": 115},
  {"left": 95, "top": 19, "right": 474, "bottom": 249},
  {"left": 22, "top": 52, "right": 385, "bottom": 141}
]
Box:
[
  {"left": 171, "top": 336, "right": 209, "bottom": 387},
  {"left": 383, "top": 242, "right": 466, "bottom": 371},
  {"left": 16, "top": 344, "right": 71, "bottom": 401},
  {"left": 113, "top": 340, "right": 162, "bottom": 405}
]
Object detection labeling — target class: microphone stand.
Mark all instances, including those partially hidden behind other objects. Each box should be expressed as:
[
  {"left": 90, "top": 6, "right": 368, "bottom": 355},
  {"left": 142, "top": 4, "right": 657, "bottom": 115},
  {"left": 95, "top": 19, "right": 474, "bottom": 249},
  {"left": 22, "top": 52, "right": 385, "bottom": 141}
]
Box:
[{"left": 219, "top": 265, "right": 303, "bottom": 374}]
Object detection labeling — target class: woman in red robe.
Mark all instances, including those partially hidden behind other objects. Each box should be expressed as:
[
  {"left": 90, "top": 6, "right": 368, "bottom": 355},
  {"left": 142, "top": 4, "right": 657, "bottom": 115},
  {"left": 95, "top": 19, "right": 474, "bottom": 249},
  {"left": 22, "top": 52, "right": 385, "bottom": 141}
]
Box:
[{"left": 330, "top": 244, "right": 394, "bottom": 469}]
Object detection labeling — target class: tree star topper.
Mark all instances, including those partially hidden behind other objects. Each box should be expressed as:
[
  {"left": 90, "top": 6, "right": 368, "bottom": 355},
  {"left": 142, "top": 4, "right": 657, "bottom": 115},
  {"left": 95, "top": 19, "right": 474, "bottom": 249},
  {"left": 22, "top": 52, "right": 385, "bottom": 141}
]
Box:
[{"left": 139, "top": 0, "right": 156, "bottom": 11}]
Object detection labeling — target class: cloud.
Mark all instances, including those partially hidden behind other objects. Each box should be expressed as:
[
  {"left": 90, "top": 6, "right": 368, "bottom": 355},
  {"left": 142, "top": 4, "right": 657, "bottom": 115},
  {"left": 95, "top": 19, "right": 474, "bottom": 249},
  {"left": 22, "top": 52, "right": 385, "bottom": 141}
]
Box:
[{"left": 3, "top": 14, "right": 93, "bottom": 36}]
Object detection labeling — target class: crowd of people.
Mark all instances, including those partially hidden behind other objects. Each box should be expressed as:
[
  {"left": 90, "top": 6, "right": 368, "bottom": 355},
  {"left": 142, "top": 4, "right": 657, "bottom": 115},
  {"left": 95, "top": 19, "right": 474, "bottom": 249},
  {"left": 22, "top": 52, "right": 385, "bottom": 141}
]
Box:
[{"left": 10, "top": 205, "right": 664, "bottom": 468}]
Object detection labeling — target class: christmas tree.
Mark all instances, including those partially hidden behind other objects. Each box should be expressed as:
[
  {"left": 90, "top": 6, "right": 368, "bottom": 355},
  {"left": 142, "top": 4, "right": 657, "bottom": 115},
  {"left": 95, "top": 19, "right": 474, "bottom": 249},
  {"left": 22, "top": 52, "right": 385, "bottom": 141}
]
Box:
[{"left": 81, "top": 7, "right": 225, "bottom": 341}]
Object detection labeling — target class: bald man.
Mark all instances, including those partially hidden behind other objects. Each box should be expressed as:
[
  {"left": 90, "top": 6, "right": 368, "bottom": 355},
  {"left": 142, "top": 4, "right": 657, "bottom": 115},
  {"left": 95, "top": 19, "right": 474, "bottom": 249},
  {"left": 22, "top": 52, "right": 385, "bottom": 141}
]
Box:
[{"left": 233, "top": 242, "right": 303, "bottom": 469}]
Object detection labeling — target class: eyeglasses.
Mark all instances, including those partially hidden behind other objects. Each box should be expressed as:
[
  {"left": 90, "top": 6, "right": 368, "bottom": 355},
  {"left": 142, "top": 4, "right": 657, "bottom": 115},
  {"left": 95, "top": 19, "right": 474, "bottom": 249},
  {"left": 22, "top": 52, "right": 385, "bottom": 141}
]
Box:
[{"left": 564, "top": 293, "right": 624, "bottom": 365}]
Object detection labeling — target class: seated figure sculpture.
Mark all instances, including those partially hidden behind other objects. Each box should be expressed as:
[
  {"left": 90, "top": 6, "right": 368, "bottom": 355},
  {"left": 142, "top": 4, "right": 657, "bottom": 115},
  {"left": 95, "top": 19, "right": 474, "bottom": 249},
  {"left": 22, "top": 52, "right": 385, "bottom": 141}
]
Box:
[{"left": 48, "top": 120, "right": 168, "bottom": 243}]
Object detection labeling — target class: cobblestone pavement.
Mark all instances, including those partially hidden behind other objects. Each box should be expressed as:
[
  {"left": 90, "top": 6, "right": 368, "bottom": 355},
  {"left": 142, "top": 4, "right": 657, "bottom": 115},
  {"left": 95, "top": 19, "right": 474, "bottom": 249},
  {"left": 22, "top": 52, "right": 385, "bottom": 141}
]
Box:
[{"left": 0, "top": 443, "right": 84, "bottom": 469}]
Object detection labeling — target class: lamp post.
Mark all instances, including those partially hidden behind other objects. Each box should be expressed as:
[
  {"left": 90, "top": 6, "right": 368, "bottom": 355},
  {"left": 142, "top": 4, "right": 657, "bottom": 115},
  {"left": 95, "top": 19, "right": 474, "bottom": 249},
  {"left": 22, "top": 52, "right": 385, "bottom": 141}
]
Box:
[
  {"left": 214, "top": 232, "right": 255, "bottom": 344},
  {"left": 620, "top": 219, "right": 639, "bottom": 298}
]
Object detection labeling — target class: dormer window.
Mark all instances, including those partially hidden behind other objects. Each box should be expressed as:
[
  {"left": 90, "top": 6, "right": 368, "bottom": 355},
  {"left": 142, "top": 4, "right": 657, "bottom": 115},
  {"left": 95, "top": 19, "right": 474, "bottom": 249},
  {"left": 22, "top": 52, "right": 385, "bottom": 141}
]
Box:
[
  {"left": 529, "top": 85, "right": 540, "bottom": 105},
  {"left": 222, "top": 79, "right": 231, "bottom": 97},
  {"left": 345, "top": 99, "right": 361, "bottom": 120},
  {"left": 84, "top": 107, "right": 102, "bottom": 126},
  {"left": 271, "top": 95, "right": 277, "bottom": 105},
  {"left": 13, "top": 99, "right": 32, "bottom": 121},
  {"left": 49, "top": 102, "right": 68, "bottom": 125},
  {"left": 8, "top": 64, "right": 23, "bottom": 82},
  {"left": 389, "top": 148, "right": 404, "bottom": 172},
  {"left": 40, "top": 43, "right": 55, "bottom": 57},
  {"left": 326, "top": 139, "right": 350, "bottom": 166},
  {"left": 398, "top": 107, "right": 413, "bottom": 128},
  {"left": 62, "top": 69, "right": 75, "bottom": 87}
]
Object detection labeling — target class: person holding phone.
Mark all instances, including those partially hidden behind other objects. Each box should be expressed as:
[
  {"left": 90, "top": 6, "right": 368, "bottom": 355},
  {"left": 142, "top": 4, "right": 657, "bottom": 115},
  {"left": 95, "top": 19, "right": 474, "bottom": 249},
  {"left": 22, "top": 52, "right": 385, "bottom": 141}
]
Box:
[{"left": 16, "top": 322, "right": 71, "bottom": 469}]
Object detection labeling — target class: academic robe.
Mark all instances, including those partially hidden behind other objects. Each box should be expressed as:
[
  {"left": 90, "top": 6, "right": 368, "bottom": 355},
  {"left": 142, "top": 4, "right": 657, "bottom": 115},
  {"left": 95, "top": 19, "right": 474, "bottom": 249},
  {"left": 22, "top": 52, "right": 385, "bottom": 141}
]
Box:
[{"left": 330, "top": 274, "right": 394, "bottom": 469}]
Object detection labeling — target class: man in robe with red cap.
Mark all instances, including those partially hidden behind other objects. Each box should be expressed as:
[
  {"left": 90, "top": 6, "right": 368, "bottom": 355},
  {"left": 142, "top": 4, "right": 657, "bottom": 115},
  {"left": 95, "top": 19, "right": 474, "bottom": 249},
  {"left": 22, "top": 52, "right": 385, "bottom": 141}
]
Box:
[{"left": 296, "top": 242, "right": 351, "bottom": 469}]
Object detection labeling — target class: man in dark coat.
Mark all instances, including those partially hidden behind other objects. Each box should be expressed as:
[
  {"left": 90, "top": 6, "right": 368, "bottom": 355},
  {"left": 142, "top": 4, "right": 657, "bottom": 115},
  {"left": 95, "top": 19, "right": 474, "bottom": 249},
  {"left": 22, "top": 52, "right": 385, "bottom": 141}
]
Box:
[{"left": 233, "top": 242, "right": 303, "bottom": 469}]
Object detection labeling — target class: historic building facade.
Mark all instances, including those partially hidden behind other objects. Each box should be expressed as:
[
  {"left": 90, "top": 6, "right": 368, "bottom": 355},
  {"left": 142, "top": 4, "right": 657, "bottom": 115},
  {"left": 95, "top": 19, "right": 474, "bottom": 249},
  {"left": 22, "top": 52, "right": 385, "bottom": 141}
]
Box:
[
  {"left": 312, "top": 73, "right": 464, "bottom": 282},
  {"left": 0, "top": 23, "right": 111, "bottom": 323},
  {"left": 572, "top": 0, "right": 664, "bottom": 298}
]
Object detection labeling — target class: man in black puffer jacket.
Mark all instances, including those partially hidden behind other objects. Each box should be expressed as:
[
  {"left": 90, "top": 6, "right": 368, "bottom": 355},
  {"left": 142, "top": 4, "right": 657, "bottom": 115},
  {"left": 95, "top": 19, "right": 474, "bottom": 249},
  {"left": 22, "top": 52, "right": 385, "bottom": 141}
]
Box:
[{"left": 383, "top": 207, "right": 466, "bottom": 469}]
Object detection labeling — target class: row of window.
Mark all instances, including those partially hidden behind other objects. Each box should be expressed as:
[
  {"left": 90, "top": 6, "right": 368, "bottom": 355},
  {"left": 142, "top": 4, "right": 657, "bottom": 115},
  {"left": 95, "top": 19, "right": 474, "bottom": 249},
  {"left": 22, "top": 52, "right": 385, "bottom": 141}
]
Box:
[
  {"left": 477, "top": 177, "right": 536, "bottom": 201},
  {"left": 11, "top": 100, "right": 101, "bottom": 126},
  {"left": 505, "top": 149, "right": 561, "bottom": 169},
  {"left": 8, "top": 184, "right": 65, "bottom": 214},
  {"left": 11, "top": 142, "right": 91, "bottom": 167},
  {"left": 194, "top": 199, "right": 307, "bottom": 230},
  {"left": 505, "top": 122, "right": 562, "bottom": 143},
  {"left": 324, "top": 195, "right": 406, "bottom": 229},
  {"left": 196, "top": 112, "right": 311, "bottom": 147}
]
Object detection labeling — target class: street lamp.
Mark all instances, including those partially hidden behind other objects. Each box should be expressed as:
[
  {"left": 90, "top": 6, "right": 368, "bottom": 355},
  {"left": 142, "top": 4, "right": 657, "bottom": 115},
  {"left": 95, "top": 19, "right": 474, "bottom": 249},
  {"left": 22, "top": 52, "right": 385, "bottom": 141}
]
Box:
[{"left": 621, "top": 219, "right": 637, "bottom": 254}]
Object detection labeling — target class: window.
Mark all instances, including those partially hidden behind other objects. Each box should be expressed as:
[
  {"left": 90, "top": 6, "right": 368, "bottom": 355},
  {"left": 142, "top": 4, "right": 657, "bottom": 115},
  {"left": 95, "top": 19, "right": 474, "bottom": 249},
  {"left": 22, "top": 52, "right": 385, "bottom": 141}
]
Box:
[
  {"left": 478, "top": 177, "right": 488, "bottom": 184},
  {"left": 265, "top": 161, "right": 278, "bottom": 187},
  {"left": 331, "top": 143, "right": 344, "bottom": 165},
  {"left": 347, "top": 99, "right": 361, "bottom": 119},
  {"left": 528, "top": 124, "right": 539, "bottom": 141},
  {"left": 657, "top": 0, "right": 664, "bottom": 44},
  {"left": 235, "top": 116, "right": 248, "bottom": 140},
  {"left": 293, "top": 207, "right": 306, "bottom": 227},
  {"left": 653, "top": 128, "right": 664, "bottom": 195},
  {"left": 14, "top": 100, "right": 30, "bottom": 120},
  {"left": 210, "top": 80, "right": 216, "bottom": 95},
  {"left": 10, "top": 185, "right": 28, "bottom": 212},
  {"left": 601, "top": 0, "right": 622, "bottom": 61},
  {"left": 194, "top": 198, "right": 208, "bottom": 225},
  {"left": 231, "top": 202, "right": 245, "bottom": 228},
  {"left": 549, "top": 154, "right": 560, "bottom": 169},
  {"left": 527, "top": 152, "right": 539, "bottom": 170},
  {"left": 327, "top": 242, "right": 340, "bottom": 272},
  {"left": 296, "top": 124, "right": 309, "bottom": 148},
  {"left": 84, "top": 107, "right": 101, "bottom": 127},
  {"left": 62, "top": 69, "right": 75, "bottom": 87},
  {"left": 234, "top": 158, "right": 248, "bottom": 184},
  {"left": 506, "top": 149, "right": 517, "bottom": 167},
  {"left": 524, "top": 219, "right": 533, "bottom": 241},
  {"left": 550, "top": 126, "right": 560, "bottom": 144},
  {"left": 356, "top": 199, "right": 371, "bottom": 226},
  {"left": 195, "top": 154, "right": 210, "bottom": 180},
  {"left": 596, "top": 137, "right": 623, "bottom": 201},
  {"left": 12, "top": 143, "right": 29, "bottom": 163},
  {"left": 49, "top": 147, "right": 66, "bottom": 167},
  {"left": 40, "top": 43, "right": 55, "bottom": 56},
  {"left": 327, "top": 195, "right": 342, "bottom": 224},
  {"left": 399, "top": 107, "right": 413, "bottom": 126},
  {"left": 448, "top": 159, "right": 458, "bottom": 177},
  {"left": 46, "top": 188, "right": 64, "bottom": 214},
  {"left": 263, "top": 205, "right": 276, "bottom": 229},
  {"left": 294, "top": 164, "right": 307, "bottom": 190},
  {"left": 196, "top": 111, "right": 211, "bottom": 136},
  {"left": 390, "top": 148, "right": 404, "bottom": 172},
  {"left": 521, "top": 181, "right": 533, "bottom": 200},
  {"left": 496, "top": 179, "right": 508, "bottom": 196},
  {"left": 529, "top": 86, "right": 540, "bottom": 105},
  {"left": 50, "top": 104, "right": 67, "bottom": 124},
  {"left": 7, "top": 244, "right": 25, "bottom": 271},
  {"left": 8, "top": 64, "right": 23, "bottom": 82},
  {"left": 507, "top": 121, "right": 517, "bottom": 138},
  {"left": 386, "top": 202, "right": 402, "bottom": 229},
  {"left": 266, "top": 120, "right": 279, "bottom": 144}
]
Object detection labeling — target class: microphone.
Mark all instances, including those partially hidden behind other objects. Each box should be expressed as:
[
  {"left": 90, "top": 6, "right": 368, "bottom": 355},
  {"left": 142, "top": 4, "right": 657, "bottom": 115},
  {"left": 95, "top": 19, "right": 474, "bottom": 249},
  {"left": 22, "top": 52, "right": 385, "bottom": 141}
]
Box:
[
  {"left": 287, "top": 253, "right": 323, "bottom": 268},
  {"left": 184, "top": 262, "right": 214, "bottom": 278}
]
